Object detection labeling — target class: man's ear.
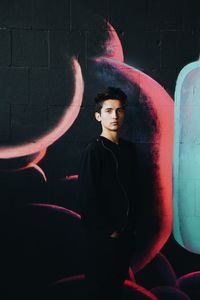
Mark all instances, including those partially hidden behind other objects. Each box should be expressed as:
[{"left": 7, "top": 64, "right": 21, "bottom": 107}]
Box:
[{"left": 95, "top": 112, "right": 101, "bottom": 122}]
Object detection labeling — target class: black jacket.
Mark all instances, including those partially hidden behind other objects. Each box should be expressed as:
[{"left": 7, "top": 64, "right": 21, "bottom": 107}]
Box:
[{"left": 78, "top": 136, "right": 138, "bottom": 236}]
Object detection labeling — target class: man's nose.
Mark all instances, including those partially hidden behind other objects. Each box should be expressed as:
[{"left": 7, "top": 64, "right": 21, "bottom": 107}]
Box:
[{"left": 112, "top": 110, "right": 118, "bottom": 118}]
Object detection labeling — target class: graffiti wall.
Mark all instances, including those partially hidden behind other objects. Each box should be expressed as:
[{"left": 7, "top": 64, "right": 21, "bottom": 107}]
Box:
[{"left": 0, "top": 0, "right": 200, "bottom": 299}]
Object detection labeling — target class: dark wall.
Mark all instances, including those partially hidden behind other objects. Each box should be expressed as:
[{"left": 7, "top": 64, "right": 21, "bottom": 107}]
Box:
[
  {"left": 0, "top": 0, "right": 200, "bottom": 170},
  {"left": 0, "top": 1, "right": 200, "bottom": 299}
]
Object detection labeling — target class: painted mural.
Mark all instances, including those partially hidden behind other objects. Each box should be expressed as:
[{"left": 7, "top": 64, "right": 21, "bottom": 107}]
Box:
[
  {"left": 0, "top": 1, "right": 200, "bottom": 299},
  {"left": 174, "top": 61, "right": 200, "bottom": 254}
]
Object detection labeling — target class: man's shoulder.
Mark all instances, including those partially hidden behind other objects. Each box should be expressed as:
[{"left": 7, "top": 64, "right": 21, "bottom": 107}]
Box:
[
  {"left": 82, "top": 136, "right": 102, "bottom": 153},
  {"left": 120, "top": 137, "right": 136, "bottom": 148}
]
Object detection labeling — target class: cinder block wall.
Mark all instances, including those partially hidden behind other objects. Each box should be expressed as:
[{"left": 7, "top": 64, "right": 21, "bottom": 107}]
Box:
[
  {"left": 0, "top": 0, "right": 200, "bottom": 285},
  {"left": 0, "top": 0, "right": 199, "bottom": 184}
]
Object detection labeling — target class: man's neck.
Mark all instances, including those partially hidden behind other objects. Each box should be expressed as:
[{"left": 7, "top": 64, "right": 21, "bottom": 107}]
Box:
[{"left": 100, "top": 131, "right": 119, "bottom": 144}]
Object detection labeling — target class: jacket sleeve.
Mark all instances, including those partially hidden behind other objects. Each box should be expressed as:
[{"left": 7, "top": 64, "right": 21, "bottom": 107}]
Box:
[{"left": 78, "top": 145, "right": 114, "bottom": 235}]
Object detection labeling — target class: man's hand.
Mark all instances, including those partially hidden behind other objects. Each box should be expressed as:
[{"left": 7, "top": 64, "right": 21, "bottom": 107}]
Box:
[{"left": 110, "top": 231, "right": 120, "bottom": 238}]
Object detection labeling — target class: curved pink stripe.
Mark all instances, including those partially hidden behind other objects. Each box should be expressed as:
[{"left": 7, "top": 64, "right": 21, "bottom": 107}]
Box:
[
  {"left": 95, "top": 58, "right": 174, "bottom": 272},
  {"left": 32, "top": 164, "right": 47, "bottom": 182},
  {"left": 29, "top": 203, "right": 81, "bottom": 219},
  {"left": 0, "top": 58, "right": 84, "bottom": 158},
  {"left": 1, "top": 149, "right": 47, "bottom": 172},
  {"left": 65, "top": 175, "right": 79, "bottom": 180},
  {"left": 50, "top": 274, "right": 85, "bottom": 286},
  {"left": 124, "top": 280, "right": 158, "bottom": 299},
  {"left": 104, "top": 22, "right": 124, "bottom": 61},
  {"left": 97, "top": 58, "right": 173, "bottom": 213},
  {"left": 128, "top": 267, "right": 135, "bottom": 282},
  {"left": 178, "top": 271, "right": 200, "bottom": 280}
]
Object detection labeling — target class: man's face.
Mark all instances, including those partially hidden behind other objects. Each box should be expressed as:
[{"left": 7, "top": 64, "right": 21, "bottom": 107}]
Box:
[{"left": 95, "top": 99, "right": 125, "bottom": 132}]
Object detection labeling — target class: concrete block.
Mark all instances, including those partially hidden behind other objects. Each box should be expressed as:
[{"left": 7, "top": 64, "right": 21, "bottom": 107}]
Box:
[
  {"left": 30, "top": 68, "right": 74, "bottom": 106},
  {"left": 32, "top": 0, "right": 70, "bottom": 30},
  {"left": 0, "top": 30, "right": 11, "bottom": 66},
  {"left": 0, "top": 67, "right": 28, "bottom": 104},
  {"left": 70, "top": 0, "right": 109, "bottom": 31},
  {"left": 0, "top": 103, "right": 10, "bottom": 142},
  {"left": 0, "top": 0, "right": 31, "bottom": 28},
  {"left": 49, "top": 31, "right": 70, "bottom": 67},
  {"left": 12, "top": 30, "right": 48, "bottom": 67}
]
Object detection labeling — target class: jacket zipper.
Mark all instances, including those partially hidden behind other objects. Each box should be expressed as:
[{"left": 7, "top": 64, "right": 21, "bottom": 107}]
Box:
[{"left": 99, "top": 138, "right": 130, "bottom": 220}]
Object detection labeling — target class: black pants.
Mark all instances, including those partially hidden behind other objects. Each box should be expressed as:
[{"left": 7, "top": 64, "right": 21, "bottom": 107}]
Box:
[{"left": 84, "top": 230, "right": 135, "bottom": 300}]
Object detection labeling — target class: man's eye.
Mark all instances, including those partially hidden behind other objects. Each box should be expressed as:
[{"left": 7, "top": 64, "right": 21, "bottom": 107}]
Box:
[
  {"left": 117, "top": 108, "right": 125, "bottom": 113},
  {"left": 105, "top": 109, "right": 112, "bottom": 112}
]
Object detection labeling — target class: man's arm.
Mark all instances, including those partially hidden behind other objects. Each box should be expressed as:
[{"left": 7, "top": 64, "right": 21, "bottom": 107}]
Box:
[{"left": 78, "top": 145, "right": 114, "bottom": 236}]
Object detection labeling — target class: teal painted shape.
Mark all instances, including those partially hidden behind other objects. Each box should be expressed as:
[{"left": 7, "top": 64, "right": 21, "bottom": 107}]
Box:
[{"left": 173, "top": 61, "right": 200, "bottom": 254}]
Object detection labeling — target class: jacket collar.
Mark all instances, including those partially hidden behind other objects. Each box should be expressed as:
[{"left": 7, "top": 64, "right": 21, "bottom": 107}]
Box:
[{"left": 98, "top": 135, "right": 121, "bottom": 147}]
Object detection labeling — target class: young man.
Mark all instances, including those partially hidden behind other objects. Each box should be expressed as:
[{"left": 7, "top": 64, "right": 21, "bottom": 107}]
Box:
[{"left": 78, "top": 87, "right": 137, "bottom": 300}]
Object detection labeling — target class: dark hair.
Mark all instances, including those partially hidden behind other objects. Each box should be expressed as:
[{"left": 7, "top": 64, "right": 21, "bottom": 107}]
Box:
[{"left": 94, "top": 87, "right": 127, "bottom": 113}]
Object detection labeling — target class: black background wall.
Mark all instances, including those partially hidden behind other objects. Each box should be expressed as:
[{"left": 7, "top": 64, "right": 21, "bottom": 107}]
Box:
[
  {"left": 1, "top": 0, "right": 200, "bottom": 170},
  {"left": 0, "top": 0, "right": 200, "bottom": 299}
]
